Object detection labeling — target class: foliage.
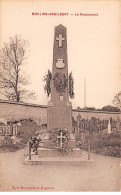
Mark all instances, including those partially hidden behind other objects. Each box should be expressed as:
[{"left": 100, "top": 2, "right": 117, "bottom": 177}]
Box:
[
  {"left": 101, "top": 105, "right": 120, "bottom": 112},
  {"left": 76, "top": 105, "right": 120, "bottom": 112},
  {"left": 77, "top": 107, "right": 96, "bottom": 111},
  {"left": 0, "top": 35, "right": 36, "bottom": 102},
  {"left": 53, "top": 73, "right": 68, "bottom": 93},
  {"left": 112, "top": 92, "right": 121, "bottom": 110},
  {"left": 72, "top": 117, "right": 77, "bottom": 133},
  {"left": 68, "top": 72, "right": 74, "bottom": 99},
  {"left": 77, "top": 107, "right": 81, "bottom": 110},
  {"left": 19, "top": 121, "right": 38, "bottom": 143},
  {"left": 43, "top": 69, "right": 52, "bottom": 96},
  {"left": 49, "top": 128, "right": 70, "bottom": 155},
  {"left": 0, "top": 141, "right": 25, "bottom": 153},
  {"left": 83, "top": 131, "right": 121, "bottom": 158},
  {"left": 85, "top": 107, "right": 96, "bottom": 110},
  {"left": 72, "top": 117, "right": 77, "bottom": 127}
]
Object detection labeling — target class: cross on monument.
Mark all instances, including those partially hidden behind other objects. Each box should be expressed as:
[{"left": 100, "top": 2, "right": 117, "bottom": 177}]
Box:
[
  {"left": 56, "top": 34, "right": 65, "bottom": 47},
  {"left": 57, "top": 131, "right": 66, "bottom": 147}
]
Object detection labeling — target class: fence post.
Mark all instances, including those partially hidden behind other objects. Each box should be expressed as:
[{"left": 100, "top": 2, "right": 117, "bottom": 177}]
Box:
[
  {"left": 88, "top": 128, "right": 91, "bottom": 160},
  {"left": 88, "top": 138, "right": 90, "bottom": 160},
  {"left": 29, "top": 140, "right": 31, "bottom": 160}
]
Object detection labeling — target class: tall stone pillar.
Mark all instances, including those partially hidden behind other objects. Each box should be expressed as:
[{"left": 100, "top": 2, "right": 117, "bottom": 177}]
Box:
[{"left": 47, "top": 24, "right": 72, "bottom": 132}]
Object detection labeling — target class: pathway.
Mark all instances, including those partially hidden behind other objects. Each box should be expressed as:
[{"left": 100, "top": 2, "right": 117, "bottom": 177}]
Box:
[{"left": 0, "top": 147, "right": 120, "bottom": 191}]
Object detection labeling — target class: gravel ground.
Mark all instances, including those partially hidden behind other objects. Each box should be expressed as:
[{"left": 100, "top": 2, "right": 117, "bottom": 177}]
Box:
[{"left": 0, "top": 146, "right": 120, "bottom": 192}]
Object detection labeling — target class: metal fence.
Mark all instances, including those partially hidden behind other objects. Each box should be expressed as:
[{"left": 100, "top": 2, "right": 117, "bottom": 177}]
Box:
[{"left": 0, "top": 124, "right": 19, "bottom": 136}]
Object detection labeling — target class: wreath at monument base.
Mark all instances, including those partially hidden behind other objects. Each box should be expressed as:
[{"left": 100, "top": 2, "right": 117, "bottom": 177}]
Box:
[{"left": 49, "top": 128, "right": 70, "bottom": 155}]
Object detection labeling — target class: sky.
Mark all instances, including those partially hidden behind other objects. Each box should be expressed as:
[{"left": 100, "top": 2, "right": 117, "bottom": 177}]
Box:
[{"left": 0, "top": 0, "right": 120, "bottom": 109}]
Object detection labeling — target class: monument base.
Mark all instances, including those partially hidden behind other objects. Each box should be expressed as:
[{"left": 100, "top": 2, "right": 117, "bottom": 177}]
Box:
[
  {"left": 24, "top": 151, "right": 93, "bottom": 166},
  {"left": 38, "top": 148, "right": 83, "bottom": 158},
  {"left": 47, "top": 101, "right": 72, "bottom": 132},
  {"left": 42, "top": 133, "right": 76, "bottom": 148}
]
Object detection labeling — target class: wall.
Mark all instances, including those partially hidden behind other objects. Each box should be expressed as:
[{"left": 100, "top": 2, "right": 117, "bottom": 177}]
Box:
[
  {"left": 0, "top": 99, "right": 47, "bottom": 125},
  {"left": 72, "top": 109, "right": 120, "bottom": 121},
  {"left": 0, "top": 99, "right": 120, "bottom": 124}
]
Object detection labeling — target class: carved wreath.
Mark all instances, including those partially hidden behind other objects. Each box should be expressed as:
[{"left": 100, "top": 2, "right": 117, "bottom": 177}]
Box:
[{"left": 53, "top": 73, "right": 67, "bottom": 93}]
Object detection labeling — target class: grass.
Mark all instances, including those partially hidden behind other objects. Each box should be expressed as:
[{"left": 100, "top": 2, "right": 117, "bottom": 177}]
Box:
[{"left": 83, "top": 131, "right": 121, "bottom": 158}]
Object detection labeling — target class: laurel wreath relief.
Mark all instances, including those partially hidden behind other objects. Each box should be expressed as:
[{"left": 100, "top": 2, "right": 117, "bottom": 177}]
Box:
[{"left": 53, "top": 73, "right": 68, "bottom": 93}]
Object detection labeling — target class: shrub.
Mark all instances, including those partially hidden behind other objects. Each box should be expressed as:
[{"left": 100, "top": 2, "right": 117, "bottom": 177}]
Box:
[{"left": 84, "top": 131, "right": 121, "bottom": 158}]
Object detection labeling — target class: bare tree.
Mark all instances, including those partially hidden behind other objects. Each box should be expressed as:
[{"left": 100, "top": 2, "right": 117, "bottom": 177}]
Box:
[
  {"left": 0, "top": 35, "right": 36, "bottom": 102},
  {"left": 112, "top": 92, "right": 121, "bottom": 110}
]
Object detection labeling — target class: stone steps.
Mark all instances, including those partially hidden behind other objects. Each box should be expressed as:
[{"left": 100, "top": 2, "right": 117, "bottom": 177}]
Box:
[{"left": 24, "top": 153, "right": 93, "bottom": 165}]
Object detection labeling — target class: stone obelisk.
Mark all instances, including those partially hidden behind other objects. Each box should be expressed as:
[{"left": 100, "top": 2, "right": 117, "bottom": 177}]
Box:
[{"left": 47, "top": 24, "right": 72, "bottom": 132}]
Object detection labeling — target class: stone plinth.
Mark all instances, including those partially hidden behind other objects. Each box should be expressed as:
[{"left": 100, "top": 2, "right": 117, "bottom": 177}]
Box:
[
  {"left": 38, "top": 148, "right": 84, "bottom": 158},
  {"left": 25, "top": 152, "right": 93, "bottom": 165},
  {"left": 68, "top": 133, "right": 76, "bottom": 148},
  {"left": 47, "top": 101, "right": 72, "bottom": 132},
  {"left": 42, "top": 133, "right": 51, "bottom": 148},
  {"left": 38, "top": 148, "right": 59, "bottom": 158},
  {"left": 42, "top": 132, "right": 76, "bottom": 148},
  {"left": 25, "top": 157, "right": 93, "bottom": 166}
]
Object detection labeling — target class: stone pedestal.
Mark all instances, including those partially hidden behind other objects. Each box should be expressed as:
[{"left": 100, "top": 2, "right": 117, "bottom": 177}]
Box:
[
  {"left": 38, "top": 148, "right": 82, "bottom": 158},
  {"left": 42, "top": 132, "right": 76, "bottom": 149},
  {"left": 47, "top": 101, "right": 72, "bottom": 132},
  {"left": 42, "top": 133, "right": 51, "bottom": 148},
  {"left": 68, "top": 133, "right": 76, "bottom": 148}
]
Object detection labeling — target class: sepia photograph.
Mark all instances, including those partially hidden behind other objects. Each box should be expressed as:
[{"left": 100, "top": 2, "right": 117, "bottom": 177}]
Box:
[{"left": 0, "top": 0, "right": 120, "bottom": 192}]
